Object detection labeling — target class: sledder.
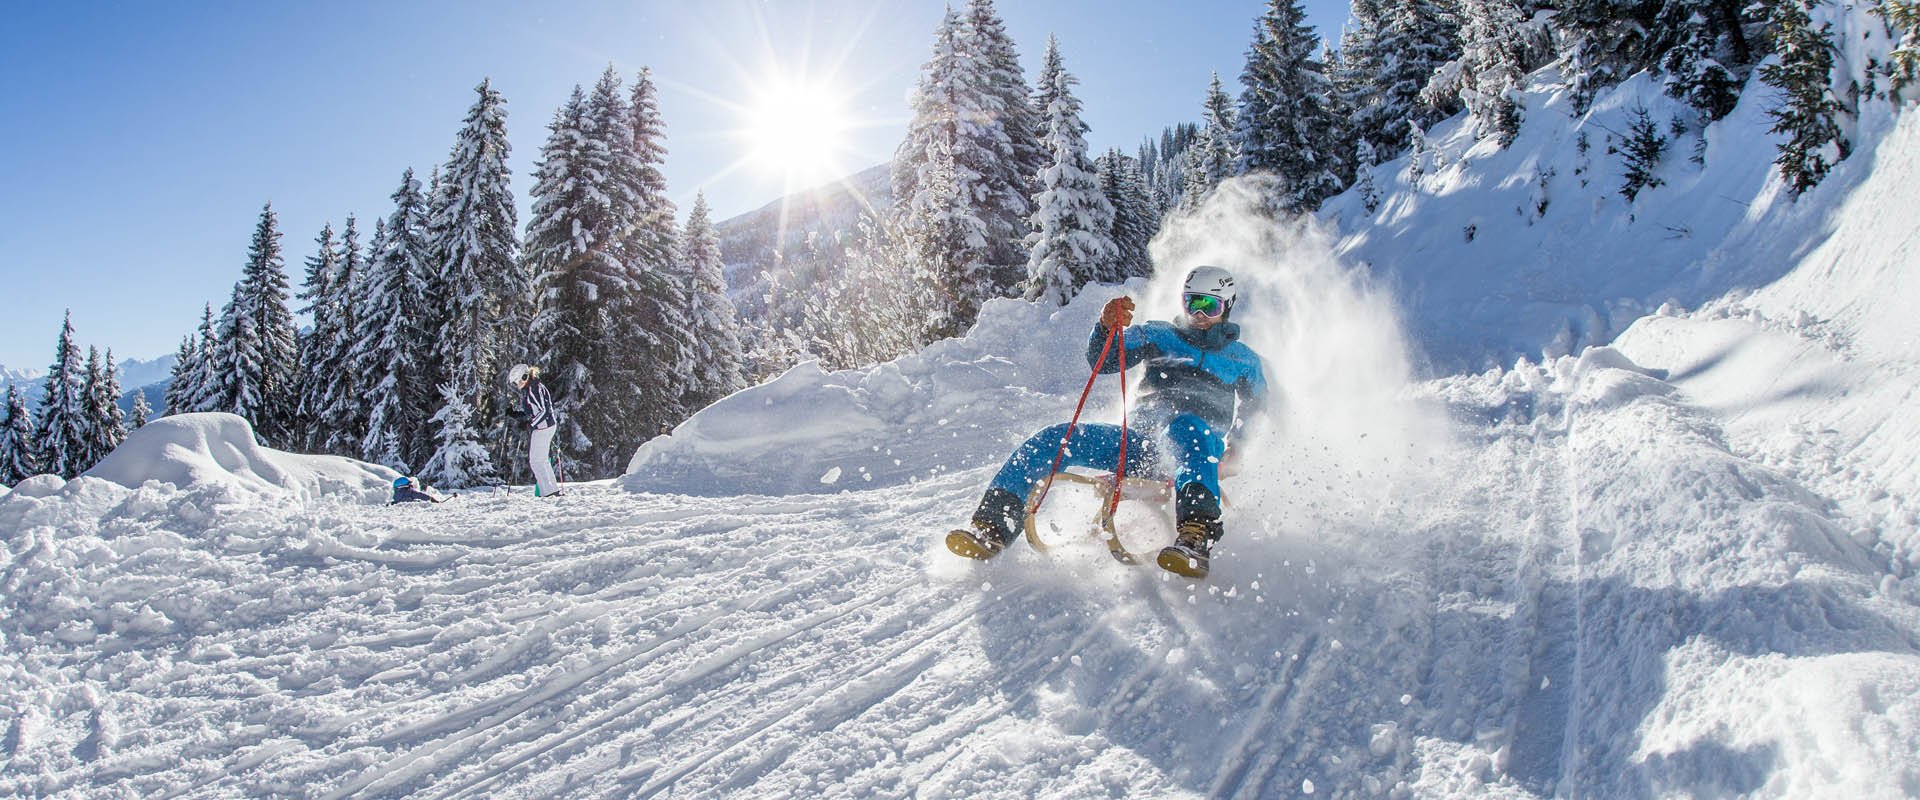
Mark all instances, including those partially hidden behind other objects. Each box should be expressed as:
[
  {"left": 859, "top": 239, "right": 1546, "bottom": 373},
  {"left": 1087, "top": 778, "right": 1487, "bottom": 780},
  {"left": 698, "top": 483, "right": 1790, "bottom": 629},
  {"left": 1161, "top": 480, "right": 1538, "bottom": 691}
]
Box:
[{"left": 945, "top": 266, "right": 1269, "bottom": 579}]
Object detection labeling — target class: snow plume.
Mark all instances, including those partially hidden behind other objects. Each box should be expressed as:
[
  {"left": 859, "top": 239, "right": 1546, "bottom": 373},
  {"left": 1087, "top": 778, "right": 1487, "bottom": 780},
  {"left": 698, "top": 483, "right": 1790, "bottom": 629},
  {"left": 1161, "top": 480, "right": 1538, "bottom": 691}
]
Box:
[{"left": 1150, "top": 176, "right": 1455, "bottom": 549}]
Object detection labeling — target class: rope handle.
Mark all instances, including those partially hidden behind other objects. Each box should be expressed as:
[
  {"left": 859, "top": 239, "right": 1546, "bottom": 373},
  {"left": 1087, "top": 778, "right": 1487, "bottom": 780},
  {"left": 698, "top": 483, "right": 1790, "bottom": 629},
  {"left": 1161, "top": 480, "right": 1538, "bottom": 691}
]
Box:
[{"left": 1029, "top": 317, "right": 1130, "bottom": 518}]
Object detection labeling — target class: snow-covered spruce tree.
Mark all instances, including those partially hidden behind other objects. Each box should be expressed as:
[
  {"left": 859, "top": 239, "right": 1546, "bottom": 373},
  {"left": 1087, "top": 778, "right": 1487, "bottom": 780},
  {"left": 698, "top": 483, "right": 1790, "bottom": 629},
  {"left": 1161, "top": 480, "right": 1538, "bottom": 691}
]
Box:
[
  {"left": 1024, "top": 37, "right": 1117, "bottom": 305},
  {"left": 1427, "top": 0, "right": 1533, "bottom": 147},
  {"left": 1, "top": 383, "right": 42, "bottom": 484},
  {"left": 1097, "top": 149, "right": 1157, "bottom": 281},
  {"left": 82, "top": 347, "right": 127, "bottom": 469},
  {"left": 162, "top": 332, "right": 197, "bottom": 417},
  {"left": 965, "top": 0, "right": 1048, "bottom": 203},
  {"left": 419, "top": 382, "right": 499, "bottom": 488},
  {"left": 1236, "top": 0, "right": 1348, "bottom": 213},
  {"left": 319, "top": 216, "right": 367, "bottom": 456},
  {"left": 35, "top": 312, "right": 91, "bottom": 477},
  {"left": 617, "top": 68, "right": 694, "bottom": 461},
  {"left": 430, "top": 79, "right": 522, "bottom": 478},
  {"left": 1619, "top": 106, "right": 1669, "bottom": 201},
  {"left": 207, "top": 204, "right": 300, "bottom": 445},
  {"left": 1556, "top": 0, "right": 1655, "bottom": 112},
  {"left": 1183, "top": 74, "right": 1239, "bottom": 209},
  {"left": 1654, "top": 0, "right": 1754, "bottom": 119},
  {"left": 184, "top": 304, "right": 220, "bottom": 413},
  {"left": 1331, "top": 0, "right": 1387, "bottom": 146},
  {"left": 680, "top": 193, "right": 748, "bottom": 411},
  {"left": 353, "top": 171, "right": 439, "bottom": 470},
  {"left": 1354, "top": 139, "right": 1383, "bottom": 214},
  {"left": 1760, "top": 0, "right": 1851, "bottom": 194},
  {"left": 1353, "top": 0, "right": 1462, "bottom": 156},
  {"left": 893, "top": 8, "right": 1027, "bottom": 334},
  {"left": 294, "top": 222, "right": 341, "bottom": 451},
  {"left": 130, "top": 390, "right": 150, "bottom": 429},
  {"left": 1884, "top": 0, "right": 1920, "bottom": 93}
]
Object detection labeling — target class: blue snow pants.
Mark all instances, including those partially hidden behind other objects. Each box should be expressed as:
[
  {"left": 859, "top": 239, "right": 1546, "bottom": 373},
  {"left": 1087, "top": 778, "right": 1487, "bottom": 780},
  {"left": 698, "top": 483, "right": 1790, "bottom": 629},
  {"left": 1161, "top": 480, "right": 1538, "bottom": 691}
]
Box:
[{"left": 988, "top": 412, "right": 1228, "bottom": 500}]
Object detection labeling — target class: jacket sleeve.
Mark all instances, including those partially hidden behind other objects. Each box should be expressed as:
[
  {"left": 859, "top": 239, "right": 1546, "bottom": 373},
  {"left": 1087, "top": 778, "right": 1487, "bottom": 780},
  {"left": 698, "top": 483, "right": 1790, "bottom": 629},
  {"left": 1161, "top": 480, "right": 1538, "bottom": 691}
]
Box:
[
  {"left": 1233, "top": 354, "right": 1273, "bottom": 429},
  {"left": 1086, "top": 323, "right": 1157, "bottom": 374}
]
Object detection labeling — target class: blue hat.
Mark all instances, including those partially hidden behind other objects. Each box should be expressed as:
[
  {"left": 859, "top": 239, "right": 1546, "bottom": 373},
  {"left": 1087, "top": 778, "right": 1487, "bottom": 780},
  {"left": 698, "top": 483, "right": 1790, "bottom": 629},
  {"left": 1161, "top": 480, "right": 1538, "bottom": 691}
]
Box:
[{"left": 393, "top": 476, "right": 412, "bottom": 489}]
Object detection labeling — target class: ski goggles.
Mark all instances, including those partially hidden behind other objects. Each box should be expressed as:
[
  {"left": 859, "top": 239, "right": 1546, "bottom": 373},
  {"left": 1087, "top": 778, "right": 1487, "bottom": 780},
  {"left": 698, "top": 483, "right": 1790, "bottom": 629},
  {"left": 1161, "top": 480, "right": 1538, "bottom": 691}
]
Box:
[{"left": 1183, "top": 293, "right": 1226, "bottom": 318}]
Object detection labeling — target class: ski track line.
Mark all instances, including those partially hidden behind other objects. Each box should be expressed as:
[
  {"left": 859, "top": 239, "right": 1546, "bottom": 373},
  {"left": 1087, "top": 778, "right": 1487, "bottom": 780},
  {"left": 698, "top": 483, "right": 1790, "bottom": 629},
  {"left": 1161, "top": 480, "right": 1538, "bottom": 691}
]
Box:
[
  {"left": 1503, "top": 411, "right": 1581, "bottom": 796},
  {"left": 1208, "top": 629, "right": 1320, "bottom": 798},
  {"left": 393, "top": 572, "right": 932, "bottom": 799},
  {"left": 324, "top": 560, "right": 860, "bottom": 799},
  {"left": 656, "top": 593, "right": 985, "bottom": 796}
]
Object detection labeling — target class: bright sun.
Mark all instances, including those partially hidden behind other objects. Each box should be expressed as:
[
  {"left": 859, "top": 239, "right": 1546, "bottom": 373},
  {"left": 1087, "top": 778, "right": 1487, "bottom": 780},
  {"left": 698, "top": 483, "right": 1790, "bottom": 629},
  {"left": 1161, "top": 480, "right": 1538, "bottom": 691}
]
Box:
[{"left": 741, "top": 78, "right": 852, "bottom": 185}]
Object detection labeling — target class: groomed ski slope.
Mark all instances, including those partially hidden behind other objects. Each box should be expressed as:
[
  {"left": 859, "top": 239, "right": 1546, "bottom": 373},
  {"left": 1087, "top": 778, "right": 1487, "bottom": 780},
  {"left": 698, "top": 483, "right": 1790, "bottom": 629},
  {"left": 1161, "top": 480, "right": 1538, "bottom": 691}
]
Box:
[{"left": 8, "top": 75, "right": 1920, "bottom": 797}]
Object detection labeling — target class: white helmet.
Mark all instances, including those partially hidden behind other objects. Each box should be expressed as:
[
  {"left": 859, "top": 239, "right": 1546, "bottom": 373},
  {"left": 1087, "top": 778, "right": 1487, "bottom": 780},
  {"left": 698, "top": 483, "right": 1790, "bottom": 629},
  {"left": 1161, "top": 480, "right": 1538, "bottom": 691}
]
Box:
[
  {"left": 508, "top": 364, "right": 534, "bottom": 386},
  {"left": 1182, "top": 265, "right": 1237, "bottom": 316}
]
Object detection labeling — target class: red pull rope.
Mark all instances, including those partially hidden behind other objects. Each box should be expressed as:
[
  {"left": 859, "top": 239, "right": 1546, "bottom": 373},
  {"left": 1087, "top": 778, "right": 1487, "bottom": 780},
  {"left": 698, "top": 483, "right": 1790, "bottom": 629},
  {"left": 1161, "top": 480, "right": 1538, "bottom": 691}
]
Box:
[
  {"left": 1030, "top": 321, "right": 1122, "bottom": 515},
  {"left": 1110, "top": 325, "right": 1128, "bottom": 517}
]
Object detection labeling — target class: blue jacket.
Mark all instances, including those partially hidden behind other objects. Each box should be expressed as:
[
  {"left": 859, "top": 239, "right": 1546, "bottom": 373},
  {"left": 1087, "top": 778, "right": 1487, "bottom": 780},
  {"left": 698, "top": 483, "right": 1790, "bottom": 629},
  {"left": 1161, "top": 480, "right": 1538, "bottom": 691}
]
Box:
[{"left": 1088, "top": 319, "right": 1268, "bottom": 431}]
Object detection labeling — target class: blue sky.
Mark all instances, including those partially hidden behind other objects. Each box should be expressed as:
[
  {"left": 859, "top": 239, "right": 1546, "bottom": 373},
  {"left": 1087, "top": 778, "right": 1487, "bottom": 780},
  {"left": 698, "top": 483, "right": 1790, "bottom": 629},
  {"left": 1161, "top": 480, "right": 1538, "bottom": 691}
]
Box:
[{"left": 0, "top": 0, "right": 1350, "bottom": 370}]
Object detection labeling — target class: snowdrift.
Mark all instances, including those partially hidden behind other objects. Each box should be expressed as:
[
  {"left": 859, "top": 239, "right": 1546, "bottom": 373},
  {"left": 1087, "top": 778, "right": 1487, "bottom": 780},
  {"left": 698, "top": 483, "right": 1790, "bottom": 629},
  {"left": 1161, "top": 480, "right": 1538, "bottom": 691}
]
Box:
[
  {"left": 81, "top": 412, "right": 395, "bottom": 503},
  {"left": 622, "top": 292, "right": 1119, "bottom": 496}
]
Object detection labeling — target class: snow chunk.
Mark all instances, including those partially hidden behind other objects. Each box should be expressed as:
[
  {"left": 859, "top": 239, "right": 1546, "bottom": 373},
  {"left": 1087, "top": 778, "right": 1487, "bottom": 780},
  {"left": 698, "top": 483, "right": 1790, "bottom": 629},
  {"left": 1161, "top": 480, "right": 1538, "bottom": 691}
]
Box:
[{"left": 83, "top": 412, "right": 395, "bottom": 503}]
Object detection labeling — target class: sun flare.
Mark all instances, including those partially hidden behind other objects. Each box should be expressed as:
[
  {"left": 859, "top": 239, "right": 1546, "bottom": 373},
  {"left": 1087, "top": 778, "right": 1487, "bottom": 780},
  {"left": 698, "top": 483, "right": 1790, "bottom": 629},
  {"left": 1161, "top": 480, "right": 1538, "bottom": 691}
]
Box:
[{"left": 740, "top": 78, "right": 852, "bottom": 186}]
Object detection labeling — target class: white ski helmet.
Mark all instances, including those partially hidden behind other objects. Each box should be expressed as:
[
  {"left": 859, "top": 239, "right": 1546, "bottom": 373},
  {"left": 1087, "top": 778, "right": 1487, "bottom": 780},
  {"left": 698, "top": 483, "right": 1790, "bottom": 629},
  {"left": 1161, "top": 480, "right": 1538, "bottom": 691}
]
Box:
[
  {"left": 1182, "top": 265, "right": 1237, "bottom": 316},
  {"left": 508, "top": 363, "right": 535, "bottom": 386}
]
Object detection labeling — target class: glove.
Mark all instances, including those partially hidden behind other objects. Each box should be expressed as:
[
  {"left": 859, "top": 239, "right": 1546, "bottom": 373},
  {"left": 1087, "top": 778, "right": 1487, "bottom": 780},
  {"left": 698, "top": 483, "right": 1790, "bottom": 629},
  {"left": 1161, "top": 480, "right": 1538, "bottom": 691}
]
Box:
[{"left": 1100, "top": 296, "right": 1135, "bottom": 329}]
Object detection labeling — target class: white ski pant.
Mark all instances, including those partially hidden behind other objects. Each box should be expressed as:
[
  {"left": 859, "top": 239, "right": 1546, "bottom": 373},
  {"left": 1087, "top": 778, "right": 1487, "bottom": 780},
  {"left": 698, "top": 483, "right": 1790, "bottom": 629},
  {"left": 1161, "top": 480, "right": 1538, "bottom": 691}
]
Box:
[{"left": 530, "top": 425, "right": 560, "bottom": 496}]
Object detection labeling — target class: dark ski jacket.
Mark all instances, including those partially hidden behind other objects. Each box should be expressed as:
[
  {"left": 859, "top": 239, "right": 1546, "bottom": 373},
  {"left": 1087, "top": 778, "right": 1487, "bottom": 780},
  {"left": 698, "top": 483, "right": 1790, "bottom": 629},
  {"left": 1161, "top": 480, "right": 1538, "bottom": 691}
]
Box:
[
  {"left": 516, "top": 377, "right": 557, "bottom": 430},
  {"left": 1088, "top": 318, "right": 1268, "bottom": 432},
  {"left": 390, "top": 485, "right": 442, "bottom": 505}
]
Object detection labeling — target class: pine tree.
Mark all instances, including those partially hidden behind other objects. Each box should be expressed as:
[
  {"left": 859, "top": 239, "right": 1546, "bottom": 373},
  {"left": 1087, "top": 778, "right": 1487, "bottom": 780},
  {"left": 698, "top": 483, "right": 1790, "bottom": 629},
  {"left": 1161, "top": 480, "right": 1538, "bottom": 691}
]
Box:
[
  {"left": 432, "top": 79, "right": 525, "bottom": 471},
  {"left": 163, "top": 332, "right": 198, "bottom": 417},
  {"left": 319, "top": 216, "right": 368, "bottom": 455},
  {"left": 681, "top": 193, "right": 748, "bottom": 411},
  {"left": 1354, "top": 0, "right": 1462, "bottom": 156},
  {"left": 184, "top": 304, "right": 220, "bottom": 413},
  {"left": 1618, "top": 106, "right": 1669, "bottom": 200},
  {"left": 618, "top": 68, "right": 694, "bottom": 463},
  {"left": 82, "top": 347, "right": 127, "bottom": 469},
  {"left": 207, "top": 204, "right": 300, "bottom": 444},
  {"left": 1184, "top": 74, "right": 1239, "bottom": 208},
  {"left": 1760, "top": 0, "right": 1850, "bottom": 193},
  {"left": 1354, "top": 139, "right": 1383, "bottom": 214},
  {"left": 1024, "top": 37, "right": 1118, "bottom": 305},
  {"left": 1654, "top": 0, "right": 1752, "bottom": 119},
  {"left": 892, "top": 7, "right": 1030, "bottom": 333},
  {"left": 1097, "top": 149, "right": 1157, "bottom": 281},
  {"left": 130, "top": 390, "right": 150, "bottom": 429},
  {"left": 1557, "top": 0, "right": 1656, "bottom": 112},
  {"left": 354, "top": 171, "right": 438, "bottom": 469},
  {"left": 1428, "top": 0, "right": 1532, "bottom": 146},
  {"left": 1235, "top": 0, "right": 1349, "bottom": 212},
  {"left": 295, "top": 222, "right": 341, "bottom": 450},
  {"left": 419, "top": 382, "right": 499, "bottom": 487},
  {"left": 1884, "top": 0, "right": 1920, "bottom": 93},
  {"left": 35, "top": 312, "right": 91, "bottom": 477},
  {"left": 964, "top": 0, "right": 1048, "bottom": 203},
  {"left": 1, "top": 383, "right": 41, "bottom": 485}
]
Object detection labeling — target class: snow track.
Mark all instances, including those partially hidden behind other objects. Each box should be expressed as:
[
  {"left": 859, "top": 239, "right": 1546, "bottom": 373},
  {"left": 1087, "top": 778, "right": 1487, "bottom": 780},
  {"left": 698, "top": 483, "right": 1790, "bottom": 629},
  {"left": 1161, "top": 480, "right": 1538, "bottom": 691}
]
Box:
[{"left": 4, "top": 360, "right": 1919, "bottom": 797}]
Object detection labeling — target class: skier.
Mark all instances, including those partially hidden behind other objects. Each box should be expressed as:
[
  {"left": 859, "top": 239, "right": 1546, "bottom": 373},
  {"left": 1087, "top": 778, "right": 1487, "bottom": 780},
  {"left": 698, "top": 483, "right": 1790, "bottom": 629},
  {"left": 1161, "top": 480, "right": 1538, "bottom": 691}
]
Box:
[
  {"left": 945, "top": 265, "right": 1268, "bottom": 578},
  {"left": 507, "top": 363, "right": 566, "bottom": 498},
  {"left": 389, "top": 475, "right": 444, "bottom": 504}
]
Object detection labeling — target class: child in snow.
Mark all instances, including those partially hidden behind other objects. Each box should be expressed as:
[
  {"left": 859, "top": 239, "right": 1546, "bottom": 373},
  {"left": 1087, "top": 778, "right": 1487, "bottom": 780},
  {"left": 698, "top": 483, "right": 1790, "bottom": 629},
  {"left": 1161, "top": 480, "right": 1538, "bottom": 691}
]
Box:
[
  {"left": 507, "top": 364, "right": 565, "bottom": 498},
  {"left": 945, "top": 265, "right": 1269, "bottom": 579},
  {"left": 390, "top": 476, "right": 444, "bottom": 504}
]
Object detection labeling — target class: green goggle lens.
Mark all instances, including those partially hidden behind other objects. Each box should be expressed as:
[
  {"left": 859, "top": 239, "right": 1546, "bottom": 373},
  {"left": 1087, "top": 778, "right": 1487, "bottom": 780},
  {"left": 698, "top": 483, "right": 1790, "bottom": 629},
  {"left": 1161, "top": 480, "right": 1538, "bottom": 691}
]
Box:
[{"left": 1184, "top": 293, "right": 1224, "bottom": 317}]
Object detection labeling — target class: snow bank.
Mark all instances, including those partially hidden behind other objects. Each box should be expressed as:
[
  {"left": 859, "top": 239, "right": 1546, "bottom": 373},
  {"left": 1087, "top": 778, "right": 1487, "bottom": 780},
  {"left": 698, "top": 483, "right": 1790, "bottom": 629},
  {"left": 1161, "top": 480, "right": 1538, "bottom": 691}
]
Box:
[{"left": 82, "top": 412, "right": 395, "bottom": 503}]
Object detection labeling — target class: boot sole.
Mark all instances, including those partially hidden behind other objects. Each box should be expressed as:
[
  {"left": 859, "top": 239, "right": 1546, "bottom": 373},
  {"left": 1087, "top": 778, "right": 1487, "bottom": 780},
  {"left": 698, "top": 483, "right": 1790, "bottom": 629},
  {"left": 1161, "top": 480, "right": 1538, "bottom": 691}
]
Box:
[
  {"left": 1156, "top": 546, "right": 1210, "bottom": 579},
  {"left": 946, "top": 530, "right": 1002, "bottom": 560}
]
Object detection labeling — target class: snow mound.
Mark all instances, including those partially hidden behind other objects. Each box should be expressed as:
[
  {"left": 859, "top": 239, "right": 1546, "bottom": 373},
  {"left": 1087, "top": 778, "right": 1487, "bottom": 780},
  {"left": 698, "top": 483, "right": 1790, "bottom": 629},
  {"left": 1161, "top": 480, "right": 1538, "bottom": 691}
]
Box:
[
  {"left": 82, "top": 412, "right": 395, "bottom": 503},
  {"left": 621, "top": 292, "right": 1105, "bottom": 496}
]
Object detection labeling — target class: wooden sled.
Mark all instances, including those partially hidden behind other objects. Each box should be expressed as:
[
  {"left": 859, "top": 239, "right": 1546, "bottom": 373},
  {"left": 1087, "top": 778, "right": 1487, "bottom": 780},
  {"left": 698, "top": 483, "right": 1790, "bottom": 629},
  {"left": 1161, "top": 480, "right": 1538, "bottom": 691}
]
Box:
[{"left": 1021, "top": 470, "right": 1175, "bottom": 565}]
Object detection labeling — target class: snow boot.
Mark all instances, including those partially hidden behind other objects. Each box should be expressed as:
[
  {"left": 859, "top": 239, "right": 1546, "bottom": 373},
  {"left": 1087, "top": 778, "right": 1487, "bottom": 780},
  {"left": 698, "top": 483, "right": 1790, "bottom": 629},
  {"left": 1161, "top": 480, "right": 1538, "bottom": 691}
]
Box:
[
  {"left": 1158, "top": 482, "right": 1223, "bottom": 579},
  {"left": 946, "top": 487, "right": 1023, "bottom": 560}
]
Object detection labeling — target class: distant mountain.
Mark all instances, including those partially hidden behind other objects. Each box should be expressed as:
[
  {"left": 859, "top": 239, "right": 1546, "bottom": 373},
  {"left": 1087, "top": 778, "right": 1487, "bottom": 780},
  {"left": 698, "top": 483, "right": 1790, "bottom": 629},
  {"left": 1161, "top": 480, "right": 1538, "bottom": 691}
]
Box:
[
  {"left": 714, "top": 163, "right": 893, "bottom": 318},
  {"left": 118, "top": 354, "right": 177, "bottom": 391},
  {"left": 2, "top": 354, "right": 176, "bottom": 415}
]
